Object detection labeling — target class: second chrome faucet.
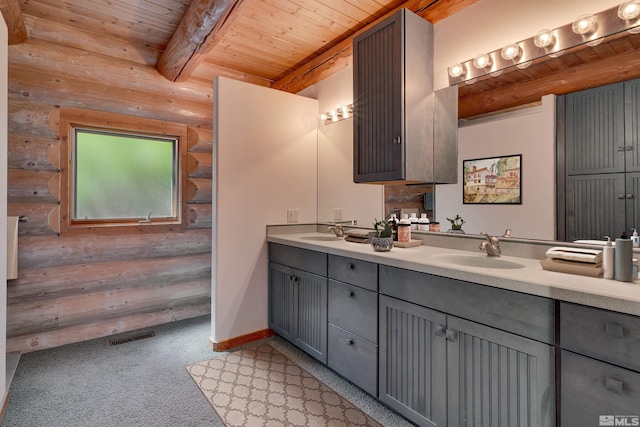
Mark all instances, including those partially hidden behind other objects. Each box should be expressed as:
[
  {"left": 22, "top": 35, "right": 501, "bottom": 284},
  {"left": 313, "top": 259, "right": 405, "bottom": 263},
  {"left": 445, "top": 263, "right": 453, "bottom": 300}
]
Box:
[{"left": 479, "top": 229, "right": 511, "bottom": 257}]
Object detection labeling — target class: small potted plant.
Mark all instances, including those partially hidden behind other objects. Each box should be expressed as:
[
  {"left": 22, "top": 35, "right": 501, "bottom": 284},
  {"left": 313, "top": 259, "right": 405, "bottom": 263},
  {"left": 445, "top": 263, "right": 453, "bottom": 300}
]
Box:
[
  {"left": 371, "top": 219, "right": 394, "bottom": 252},
  {"left": 446, "top": 214, "right": 466, "bottom": 233}
]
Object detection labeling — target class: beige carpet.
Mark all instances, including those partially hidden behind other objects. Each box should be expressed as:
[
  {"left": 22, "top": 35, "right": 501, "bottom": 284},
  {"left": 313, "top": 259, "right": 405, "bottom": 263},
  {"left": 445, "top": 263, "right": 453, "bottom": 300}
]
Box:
[{"left": 187, "top": 344, "right": 382, "bottom": 427}]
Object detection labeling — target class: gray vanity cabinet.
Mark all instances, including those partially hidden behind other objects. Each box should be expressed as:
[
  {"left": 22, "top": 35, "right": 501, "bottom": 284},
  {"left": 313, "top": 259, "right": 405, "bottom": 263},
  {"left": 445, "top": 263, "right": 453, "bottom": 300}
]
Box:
[
  {"left": 379, "top": 265, "right": 555, "bottom": 427},
  {"left": 560, "top": 302, "right": 640, "bottom": 426},
  {"left": 446, "top": 316, "right": 555, "bottom": 427},
  {"left": 327, "top": 255, "right": 378, "bottom": 396},
  {"left": 379, "top": 295, "right": 447, "bottom": 426},
  {"left": 268, "top": 243, "right": 328, "bottom": 363}
]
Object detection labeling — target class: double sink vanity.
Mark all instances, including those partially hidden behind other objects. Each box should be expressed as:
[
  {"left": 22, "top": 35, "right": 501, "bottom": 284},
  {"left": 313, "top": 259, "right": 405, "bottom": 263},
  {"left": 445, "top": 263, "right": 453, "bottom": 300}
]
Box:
[{"left": 266, "top": 224, "right": 640, "bottom": 427}]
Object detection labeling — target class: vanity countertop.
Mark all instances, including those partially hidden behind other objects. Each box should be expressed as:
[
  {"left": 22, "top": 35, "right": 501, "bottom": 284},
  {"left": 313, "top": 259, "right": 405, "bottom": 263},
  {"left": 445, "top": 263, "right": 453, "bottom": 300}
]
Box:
[{"left": 267, "top": 232, "right": 640, "bottom": 317}]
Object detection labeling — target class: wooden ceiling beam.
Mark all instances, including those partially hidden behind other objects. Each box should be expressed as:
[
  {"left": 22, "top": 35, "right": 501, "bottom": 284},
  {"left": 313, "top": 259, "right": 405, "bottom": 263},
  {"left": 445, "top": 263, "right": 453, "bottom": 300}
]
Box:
[
  {"left": 0, "top": 0, "right": 27, "bottom": 44},
  {"left": 157, "top": 0, "right": 251, "bottom": 82},
  {"left": 457, "top": 48, "right": 640, "bottom": 119},
  {"left": 271, "top": 0, "right": 483, "bottom": 93}
]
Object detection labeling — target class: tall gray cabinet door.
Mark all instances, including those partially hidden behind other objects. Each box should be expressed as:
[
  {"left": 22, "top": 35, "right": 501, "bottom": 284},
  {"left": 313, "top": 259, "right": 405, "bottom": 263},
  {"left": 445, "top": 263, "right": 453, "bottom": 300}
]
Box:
[
  {"left": 625, "top": 78, "right": 640, "bottom": 172},
  {"left": 268, "top": 262, "right": 294, "bottom": 342},
  {"left": 626, "top": 172, "right": 640, "bottom": 231},
  {"left": 353, "top": 11, "right": 403, "bottom": 182},
  {"left": 379, "top": 295, "right": 447, "bottom": 427},
  {"left": 566, "top": 173, "right": 626, "bottom": 241},
  {"left": 447, "top": 316, "right": 555, "bottom": 427},
  {"left": 566, "top": 83, "right": 625, "bottom": 175},
  {"left": 293, "top": 269, "right": 328, "bottom": 364}
]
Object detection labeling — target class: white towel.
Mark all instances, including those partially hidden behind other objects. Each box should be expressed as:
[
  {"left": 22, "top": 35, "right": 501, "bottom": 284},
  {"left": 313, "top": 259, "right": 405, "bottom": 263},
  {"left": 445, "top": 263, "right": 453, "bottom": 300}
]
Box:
[
  {"left": 7, "top": 216, "right": 18, "bottom": 280},
  {"left": 545, "top": 246, "right": 602, "bottom": 264}
]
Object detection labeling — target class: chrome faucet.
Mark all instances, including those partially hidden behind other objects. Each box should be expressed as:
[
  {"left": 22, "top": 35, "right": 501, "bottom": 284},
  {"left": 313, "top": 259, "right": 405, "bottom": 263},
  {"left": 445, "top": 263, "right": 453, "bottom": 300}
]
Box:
[
  {"left": 328, "top": 224, "right": 344, "bottom": 237},
  {"left": 479, "top": 229, "right": 511, "bottom": 257}
]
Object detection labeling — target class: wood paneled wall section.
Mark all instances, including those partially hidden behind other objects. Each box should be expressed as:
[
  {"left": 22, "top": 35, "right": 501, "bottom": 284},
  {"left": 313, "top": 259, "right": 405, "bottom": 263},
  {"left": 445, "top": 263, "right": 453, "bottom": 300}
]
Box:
[
  {"left": 6, "top": 38, "right": 213, "bottom": 353},
  {"left": 384, "top": 184, "right": 434, "bottom": 220}
]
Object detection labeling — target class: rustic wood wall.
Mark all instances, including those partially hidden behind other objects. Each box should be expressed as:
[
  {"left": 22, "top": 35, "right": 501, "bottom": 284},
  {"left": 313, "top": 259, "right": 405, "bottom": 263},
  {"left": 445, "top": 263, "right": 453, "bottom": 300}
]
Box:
[{"left": 6, "top": 36, "right": 214, "bottom": 353}]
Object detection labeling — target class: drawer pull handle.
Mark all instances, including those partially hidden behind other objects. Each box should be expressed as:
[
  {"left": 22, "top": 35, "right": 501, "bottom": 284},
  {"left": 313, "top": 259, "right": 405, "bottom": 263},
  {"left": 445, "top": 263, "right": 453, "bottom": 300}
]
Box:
[
  {"left": 347, "top": 291, "right": 355, "bottom": 297},
  {"left": 605, "top": 322, "right": 624, "bottom": 338},
  {"left": 349, "top": 263, "right": 355, "bottom": 270},
  {"left": 434, "top": 325, "right": 445, "bottom": 337},
  {"left": 347, "top": 339, "right": 354, "bottom": 346},
  {"left": 605, "top": 377, "right": 624, "bottom": 394}
]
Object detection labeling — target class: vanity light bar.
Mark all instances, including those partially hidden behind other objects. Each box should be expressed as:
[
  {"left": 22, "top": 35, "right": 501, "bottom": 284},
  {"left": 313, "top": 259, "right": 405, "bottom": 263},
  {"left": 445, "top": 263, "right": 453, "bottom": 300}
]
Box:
[
  {"left": 320, "top": 104, "right": 353, "bottom": 125},
  {"left": 448, "top": 2, "right": 640, "bottom": 85}
]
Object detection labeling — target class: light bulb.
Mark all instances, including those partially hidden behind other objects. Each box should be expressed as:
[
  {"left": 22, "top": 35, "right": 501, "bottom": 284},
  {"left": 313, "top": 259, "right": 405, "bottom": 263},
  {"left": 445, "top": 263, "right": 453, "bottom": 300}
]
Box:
[
  {"left": 340, "top": 106, "right": 350, "bottom": 119},
  {"left": 572, "top": 14, "right": 597, "bottom": 35},
  {"left": 534, "top": 29, "right": 556, "bottom": 48},
  {"left": 618, "top": 1, "right": 640, "bottom": 20},
  {"left": 516, "top": 60, "right": 532, "bottom": 69},
  {"left": 473, "top": 53, "right": 492, "bottom": 69},
  {"left": 320, "top": 113, "right": 328, "bottom": 121},
  {"left": 448, "top": 63, "right": 466, "bottom": 78},
  {"left": 501, "top": 44, "right": 521, "bottom": 61}
]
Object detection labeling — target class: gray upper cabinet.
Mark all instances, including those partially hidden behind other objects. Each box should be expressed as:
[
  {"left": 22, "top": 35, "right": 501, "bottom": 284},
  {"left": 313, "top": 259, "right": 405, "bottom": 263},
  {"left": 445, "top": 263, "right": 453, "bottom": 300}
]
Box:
[
  {"left": 352, "top": 8, "right": 457, "bottom": 185},
  {"left": 566, "top": 83, "right": 625, "bottom": 175},
  {"left": 561, "top": 78, "right": 640, "bottom": 240}
]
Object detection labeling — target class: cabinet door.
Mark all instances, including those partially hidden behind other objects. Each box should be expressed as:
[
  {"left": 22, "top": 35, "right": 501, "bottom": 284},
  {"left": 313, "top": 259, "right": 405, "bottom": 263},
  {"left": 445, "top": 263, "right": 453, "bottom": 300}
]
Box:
[
  {"left": 565, "top": 173, "right": 626, "bottom": 241},
  {"left": 626, "top": 172, "right": 640, "bottom": 232},
  {"left": 379, "top": 295, "right": 447, "bottom": 427},
  {"left": 268, "top": 262, "right": 294, "bottom": 341},
  {"left": 566, "top": 83, "right": 625, "bottom": 175},
  {"left": 293, "top": 269, "right": 328, "bottom": 364},
  {"left": 625, "top": 78, "right": 640, "bottom": 172},
  {"left": 447, "top": 316, "right": 555, "bottom": 427},
  {"left": 353, "top": 11, "right": 403, "bottom": 182}
]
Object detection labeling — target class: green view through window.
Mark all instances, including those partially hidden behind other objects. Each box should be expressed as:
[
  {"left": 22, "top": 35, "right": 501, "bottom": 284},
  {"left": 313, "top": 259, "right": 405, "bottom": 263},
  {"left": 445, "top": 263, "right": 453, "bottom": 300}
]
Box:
[{"left": 73, "top": 128, "right": 179, "bottom": 221}]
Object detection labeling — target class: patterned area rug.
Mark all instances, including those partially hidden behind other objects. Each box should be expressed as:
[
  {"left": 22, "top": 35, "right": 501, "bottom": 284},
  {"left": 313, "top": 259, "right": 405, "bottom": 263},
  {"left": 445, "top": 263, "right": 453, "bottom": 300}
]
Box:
[{"left": 187, "top": 344, "right": 382, "bottom": 427}]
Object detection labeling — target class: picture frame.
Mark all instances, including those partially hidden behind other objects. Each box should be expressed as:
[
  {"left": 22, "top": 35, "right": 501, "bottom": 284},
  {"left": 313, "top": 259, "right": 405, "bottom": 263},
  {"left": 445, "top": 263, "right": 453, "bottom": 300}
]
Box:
[{"left": 463, "top": 154, "right": 522, "bottom": 204}]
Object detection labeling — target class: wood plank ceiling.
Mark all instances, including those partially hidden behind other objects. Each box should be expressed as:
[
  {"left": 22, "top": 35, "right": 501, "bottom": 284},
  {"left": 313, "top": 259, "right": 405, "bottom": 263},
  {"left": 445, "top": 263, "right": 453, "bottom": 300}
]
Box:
[{"left": 4, "top": 0, "right": 640, "bottom": 118}]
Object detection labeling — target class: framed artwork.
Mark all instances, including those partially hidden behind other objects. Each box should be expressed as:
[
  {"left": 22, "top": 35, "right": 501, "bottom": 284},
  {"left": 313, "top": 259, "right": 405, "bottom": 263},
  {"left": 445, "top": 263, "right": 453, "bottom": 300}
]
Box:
[{"left": 463, "top": 154, "right": 521, "bottom": 204}]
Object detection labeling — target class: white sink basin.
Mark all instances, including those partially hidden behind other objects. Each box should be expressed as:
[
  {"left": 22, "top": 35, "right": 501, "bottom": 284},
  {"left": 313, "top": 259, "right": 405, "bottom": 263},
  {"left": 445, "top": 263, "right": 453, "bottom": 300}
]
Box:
[
  {"left": 435, "top": 253, "right": 525, "bottom": 270},
  {"left": 300, "top": 235, "right": 344, "bottom": 242}
]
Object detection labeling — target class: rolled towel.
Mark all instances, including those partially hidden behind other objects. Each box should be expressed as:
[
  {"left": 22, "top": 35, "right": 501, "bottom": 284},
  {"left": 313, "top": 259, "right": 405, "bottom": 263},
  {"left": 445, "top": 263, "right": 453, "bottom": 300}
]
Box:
[{"left": 545, "top": 246, "right": 602, "bottom": 265}]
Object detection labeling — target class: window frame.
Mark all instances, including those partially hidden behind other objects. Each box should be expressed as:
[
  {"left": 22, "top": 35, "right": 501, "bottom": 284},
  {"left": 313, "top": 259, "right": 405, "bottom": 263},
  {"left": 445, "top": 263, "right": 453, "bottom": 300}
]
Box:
[{"left": 59, "top": 107, "right": 188, "bottom": 236}]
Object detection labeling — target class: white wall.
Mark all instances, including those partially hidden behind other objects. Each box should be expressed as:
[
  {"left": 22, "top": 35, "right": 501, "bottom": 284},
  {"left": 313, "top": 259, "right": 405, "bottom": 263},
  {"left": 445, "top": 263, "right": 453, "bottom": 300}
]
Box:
[
  {"left": 212, "top": 77, "right": 318, "bottom": 343},
  {"left": 0, "top": 13, "right": 8, "bottom": 398},
  {"left": 436, "top": 95, "right": 556, "bottom": 240},
  {"left": 299, "top": 68, "right": 384, "bottom": 226},
  {"left": 434, "top": 0, "right": 623, "bottom": 89}
]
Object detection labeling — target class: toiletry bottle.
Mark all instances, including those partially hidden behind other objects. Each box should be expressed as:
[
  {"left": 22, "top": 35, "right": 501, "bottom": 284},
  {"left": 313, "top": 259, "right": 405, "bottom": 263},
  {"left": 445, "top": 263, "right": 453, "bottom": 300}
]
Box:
[
  {"left": 418, "top": 213, "right": 430, "bottom": 231},
  {"left": 410, "top": 213, "right": 418, "bottom": 231},
  {"left": 388, "top": 214, "right": 399, "bottom": 241},
  {"left": 615, "top": 237, "right": 633, "bottom": 282},
  {"left": 603, "top": 236, "right": 615, "bottom": 280},
  {"left": 633, "top": 228, "right": 639, "bottom": 248},
  {"left": 398, "top": 214, "right": 411, "bottom": 243}
]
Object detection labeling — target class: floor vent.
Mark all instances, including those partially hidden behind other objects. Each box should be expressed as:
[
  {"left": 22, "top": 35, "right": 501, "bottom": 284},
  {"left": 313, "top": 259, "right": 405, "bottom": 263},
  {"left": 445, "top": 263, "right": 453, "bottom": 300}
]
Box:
[{"left": 109, "top": 331, "right": 156, "bottom": 346}]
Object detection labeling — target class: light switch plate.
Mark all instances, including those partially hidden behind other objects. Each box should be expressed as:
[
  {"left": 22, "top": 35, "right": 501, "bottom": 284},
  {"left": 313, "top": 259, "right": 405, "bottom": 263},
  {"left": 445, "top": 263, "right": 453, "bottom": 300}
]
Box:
[
  {"left": 287, "top": 209, "right": 299, "bottom": 223},
  {"left": 333, "top": 208, "right": 343, "bottom": 221}
]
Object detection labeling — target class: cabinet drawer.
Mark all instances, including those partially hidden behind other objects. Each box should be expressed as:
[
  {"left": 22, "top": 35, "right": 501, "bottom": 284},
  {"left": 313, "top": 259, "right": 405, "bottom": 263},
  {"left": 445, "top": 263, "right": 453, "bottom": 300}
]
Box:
[
  {"left": 327, "top": 324, "right": 377, "bottom": 396},
  {"left": 561, "top": 350, "right": 640, "bottom": 427},
  {"left": 268, "top": 243, "right": 327, "bottom": 276},
  {"left": 379, "top": 265, "right": 555, "bottom": 344},
  {"left": 561, "top": 302, "right": 640, "bottom": 371},
  {"left": 328, "top": 254, "right": 377, "bottom": 291},
  {"left": 328, "top": 280, "right": 377, "bottom": 343}
]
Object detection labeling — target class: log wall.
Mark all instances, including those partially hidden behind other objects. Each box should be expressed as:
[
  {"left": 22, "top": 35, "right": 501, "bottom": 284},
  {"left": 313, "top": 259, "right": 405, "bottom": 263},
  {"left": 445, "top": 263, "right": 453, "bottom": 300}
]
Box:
[{"left": 6, "top": 36, "right": 214, "bottom": 353}]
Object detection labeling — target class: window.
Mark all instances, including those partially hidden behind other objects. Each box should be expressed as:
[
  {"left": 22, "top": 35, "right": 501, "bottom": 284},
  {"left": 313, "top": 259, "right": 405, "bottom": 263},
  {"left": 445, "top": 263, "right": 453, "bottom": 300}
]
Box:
[{"left": 60, "top": 108, "right": 187, "bottom": 235}]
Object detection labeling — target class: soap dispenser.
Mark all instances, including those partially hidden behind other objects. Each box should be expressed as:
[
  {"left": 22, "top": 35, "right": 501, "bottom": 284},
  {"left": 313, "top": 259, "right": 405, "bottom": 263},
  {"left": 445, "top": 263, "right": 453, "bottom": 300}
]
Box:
[
  {"left": 633, "top": 229, "right": 639, "bottom": 248},
  {"left": 603, "top": 236, "right": 614, "bottom": 280}
]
